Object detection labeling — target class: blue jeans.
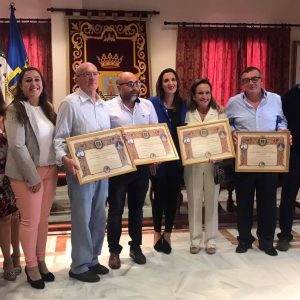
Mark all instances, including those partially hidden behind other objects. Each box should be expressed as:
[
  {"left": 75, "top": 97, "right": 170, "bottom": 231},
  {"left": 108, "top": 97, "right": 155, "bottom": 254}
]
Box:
[{"left": 67, "top": 174, "right": 108, "bottom": 274}]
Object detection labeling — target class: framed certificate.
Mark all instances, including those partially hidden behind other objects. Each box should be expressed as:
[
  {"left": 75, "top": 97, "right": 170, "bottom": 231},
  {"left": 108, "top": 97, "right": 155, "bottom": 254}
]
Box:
[
  {"left": 122, "top": 123, "right": 179, "bottom": 165},
  {"left": 236, "top": 131, "right": 290, "bottom": 172},
  {"left": 66, "top": 128, "right": 136, "bottom": 184},
  {"left": 177, "top": 119, "right": 235, "bottom": 166}
]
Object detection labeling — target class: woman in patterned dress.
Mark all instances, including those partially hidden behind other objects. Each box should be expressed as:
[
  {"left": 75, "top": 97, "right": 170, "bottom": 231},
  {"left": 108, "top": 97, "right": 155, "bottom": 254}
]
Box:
[{"left": 0, "top": 89, "right": 21, "bottom": 281}]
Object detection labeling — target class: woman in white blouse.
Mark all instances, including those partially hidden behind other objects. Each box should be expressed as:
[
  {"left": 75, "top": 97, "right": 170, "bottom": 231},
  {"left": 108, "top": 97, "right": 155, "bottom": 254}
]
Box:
[
  {"left": 184, "top": 79, "right": 226, "bottom": 255},
  {"left": 5, "top": 67, "right": 57, "bottom": 289}
]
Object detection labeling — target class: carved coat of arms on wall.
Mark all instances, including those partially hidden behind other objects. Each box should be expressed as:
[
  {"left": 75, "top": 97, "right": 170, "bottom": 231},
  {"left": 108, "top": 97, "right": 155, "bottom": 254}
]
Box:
[{"left": 68, "top": 19, "right": 150, "bottom": 99}]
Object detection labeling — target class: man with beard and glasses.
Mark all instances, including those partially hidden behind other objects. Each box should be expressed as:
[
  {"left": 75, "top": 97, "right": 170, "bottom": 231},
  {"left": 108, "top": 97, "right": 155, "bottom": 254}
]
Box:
[{"left": 106, "top": 72, "right": 158, "bottom": 269}]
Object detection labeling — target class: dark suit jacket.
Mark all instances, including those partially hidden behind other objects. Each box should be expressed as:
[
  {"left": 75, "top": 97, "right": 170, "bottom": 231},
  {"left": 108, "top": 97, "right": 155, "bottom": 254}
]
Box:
[{"left": 281, "top": 85, "right": 300, "bottom": 152}]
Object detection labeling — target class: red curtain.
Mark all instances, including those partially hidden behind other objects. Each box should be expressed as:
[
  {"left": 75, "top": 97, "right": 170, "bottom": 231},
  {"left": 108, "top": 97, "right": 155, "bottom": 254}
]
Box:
[
  {"left": 0, "top": 21, "right": 52, "bottom": 100},
  {"left": 176, "top": 26, "right": 290, "bottom": 106}
]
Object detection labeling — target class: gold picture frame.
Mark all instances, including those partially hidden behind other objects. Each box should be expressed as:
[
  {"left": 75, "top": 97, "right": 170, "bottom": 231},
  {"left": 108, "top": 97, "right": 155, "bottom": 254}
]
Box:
[
  {"left": 66, "top": 128, "right": 136, "bottom": 184},
  {"left": 235, "top": 131, "right": 290, "bottom": 172},
  {"left": 98, "top": 70, "right": 121, "bottom": 100},
  {"left": 177, "top": 119, "right": 235, "bottom": 166},
  {"left": 122, "top": 123, "right": 179, "bottom": 165}
]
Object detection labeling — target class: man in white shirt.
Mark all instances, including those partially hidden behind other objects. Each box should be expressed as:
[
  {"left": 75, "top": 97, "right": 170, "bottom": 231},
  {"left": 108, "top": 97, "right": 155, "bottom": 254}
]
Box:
[
  {"left": 54, "top": 62, "right": 110, "bottom": 282},
  {"left": 106, "top": 72, "right": 158, "bottom": 269}
]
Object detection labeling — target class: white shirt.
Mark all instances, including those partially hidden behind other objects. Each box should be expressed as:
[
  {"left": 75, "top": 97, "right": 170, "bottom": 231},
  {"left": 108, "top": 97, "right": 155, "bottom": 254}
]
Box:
[
  {"left": 54, "top": 89, "right": 111, "bottom": 165},
  {"left": 106, "top": 96, "right": 158, "bottom": 128},
  {"left": 30, "top": 106, "right": 55, "bottom": 166}
]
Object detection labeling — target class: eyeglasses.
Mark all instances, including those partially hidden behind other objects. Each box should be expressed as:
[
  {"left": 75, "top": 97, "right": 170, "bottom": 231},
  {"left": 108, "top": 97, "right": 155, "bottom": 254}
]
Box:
[
  {"left": 77, "top": 72, "right": 99, "bottom": 78},
  {"left": 241, "top": 76, "right": 261, "bottom": 85},
  {"left": 118, "top": 81, "right": 141, "bottom": 88}
]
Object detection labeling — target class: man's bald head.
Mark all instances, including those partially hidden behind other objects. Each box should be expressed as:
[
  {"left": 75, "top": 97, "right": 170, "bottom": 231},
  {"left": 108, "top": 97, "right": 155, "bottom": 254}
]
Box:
[
  {"left": 75, "top": 62, "right": 99, "bottom": 98},
  {"left": 75, "top": 62, "right": 97, "bottom": 76},
  {"left": 116, "top": 72, "right": 138, "bottom": 85},
  {"left": 116, "top": 72, "right": 140, "bottom": 105}
]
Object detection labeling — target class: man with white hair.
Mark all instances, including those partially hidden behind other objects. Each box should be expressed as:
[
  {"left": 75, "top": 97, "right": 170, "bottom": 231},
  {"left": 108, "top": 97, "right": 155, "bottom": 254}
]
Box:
[{"left": 54, "top": 62, "right": 110, "bottom": 282}]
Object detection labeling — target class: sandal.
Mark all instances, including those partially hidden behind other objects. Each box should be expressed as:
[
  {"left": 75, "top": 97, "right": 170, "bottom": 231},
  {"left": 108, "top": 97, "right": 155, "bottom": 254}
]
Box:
[
  {"left": 11, "top": 254, "right": 22, "bottom": 275},
  {"left": 3, "top": 262, "right": 17, "bottom": 281},
  {"left": 190, "top": 245, "right": 201, "bottom": 254},
  {"left": 205, "top": 245, "right": 216, "bottom": 255},
  {"left": 4, "top": 269, "right": 17, "bottom": 281},
  {"left": 14, "top": 265, "right": 22, "bottom": 275}
]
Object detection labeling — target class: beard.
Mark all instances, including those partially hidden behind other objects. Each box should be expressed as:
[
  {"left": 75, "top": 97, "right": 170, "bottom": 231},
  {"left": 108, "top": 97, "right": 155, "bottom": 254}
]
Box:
[{"left": 123, "top": 91, "right": 139, "bottom": 103}]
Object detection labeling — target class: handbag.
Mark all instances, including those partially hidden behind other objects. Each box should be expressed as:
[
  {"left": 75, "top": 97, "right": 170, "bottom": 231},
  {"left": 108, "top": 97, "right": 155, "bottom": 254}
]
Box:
[{"left": 213, "top": 159, "right": 235, "bottom": 185}]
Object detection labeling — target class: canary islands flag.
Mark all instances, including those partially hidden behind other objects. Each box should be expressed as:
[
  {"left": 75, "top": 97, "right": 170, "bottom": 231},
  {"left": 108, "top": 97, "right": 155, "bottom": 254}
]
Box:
[{"left": 6, "top": 6, "right": 28, "bottom": 102}]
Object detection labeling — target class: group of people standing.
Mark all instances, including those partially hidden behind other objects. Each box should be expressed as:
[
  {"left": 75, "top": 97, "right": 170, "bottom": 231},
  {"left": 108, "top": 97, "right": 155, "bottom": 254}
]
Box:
[{"left": 0, "top": 62, "right": 299, "bottom": 289}]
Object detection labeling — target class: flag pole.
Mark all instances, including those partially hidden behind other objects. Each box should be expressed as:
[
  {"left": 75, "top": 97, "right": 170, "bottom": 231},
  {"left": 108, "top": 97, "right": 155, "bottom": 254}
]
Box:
[{"left": 9, "top": 2, "right": 16, "bottom": 12}]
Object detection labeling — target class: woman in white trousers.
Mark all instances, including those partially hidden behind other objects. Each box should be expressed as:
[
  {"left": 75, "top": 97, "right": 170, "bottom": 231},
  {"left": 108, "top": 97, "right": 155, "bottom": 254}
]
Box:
[{"left": 184, "top": 79, "right": 226, "bottom": 255}]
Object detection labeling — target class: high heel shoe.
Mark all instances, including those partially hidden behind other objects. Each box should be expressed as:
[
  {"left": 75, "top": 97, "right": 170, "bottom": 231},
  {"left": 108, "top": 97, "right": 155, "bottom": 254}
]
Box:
[
  {"left": 38, "top": 261, "right": 55, "bottom": 281},
  {"left": 154, "top": 236, "right": 163, "bottom": 252},
  {"left": 25, "top": 267, "right": 45, "bottom": 289},
  {"left": 162, "top": 234, "right": 172, "bottom": 254},
  {"left": 40, "top": 271, "right": 55, "bottom": 282}
]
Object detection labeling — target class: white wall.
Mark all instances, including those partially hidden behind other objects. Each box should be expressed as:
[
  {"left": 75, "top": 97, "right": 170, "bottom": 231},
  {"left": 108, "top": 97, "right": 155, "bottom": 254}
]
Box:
[
  {"left": 1, "top": 0, "right": 300, "bottom": 110},
  {"left": 0, "top": 0, "right": 50, "bottom": 19}
]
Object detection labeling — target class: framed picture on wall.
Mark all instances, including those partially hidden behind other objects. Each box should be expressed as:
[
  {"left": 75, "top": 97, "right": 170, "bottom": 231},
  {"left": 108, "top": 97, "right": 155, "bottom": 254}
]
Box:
[
  {"left": 98, "top": 71, "right": 121, "bottom": 100},
  {"left": 292, "top": 41, "right": 300, "bottom": 85}
]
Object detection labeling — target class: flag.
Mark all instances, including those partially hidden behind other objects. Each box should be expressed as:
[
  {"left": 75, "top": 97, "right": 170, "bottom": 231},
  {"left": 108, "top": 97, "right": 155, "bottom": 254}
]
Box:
[{"left": 6, "top": 5, "right": 28, "bottom": 102}]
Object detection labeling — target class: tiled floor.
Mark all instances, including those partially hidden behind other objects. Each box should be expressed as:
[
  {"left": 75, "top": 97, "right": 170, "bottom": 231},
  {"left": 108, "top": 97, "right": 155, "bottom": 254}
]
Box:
[{"left": 1, "top": 225, "right": 300, "bottom": 300}]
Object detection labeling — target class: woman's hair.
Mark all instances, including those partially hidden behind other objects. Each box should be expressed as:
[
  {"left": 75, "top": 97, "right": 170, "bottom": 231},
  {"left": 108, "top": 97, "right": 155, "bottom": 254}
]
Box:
[
  {"left": 0, "top": 88, "right": 6, "bottom": 117},
  {"left": 156, "top": 68, "right": 184, "bottom": 109},
  {"left": 187, "top": 78, "right": 218, "bottom": 112},
  {"left": 12, "top": 66, "right": 56, "bottom": 125}
]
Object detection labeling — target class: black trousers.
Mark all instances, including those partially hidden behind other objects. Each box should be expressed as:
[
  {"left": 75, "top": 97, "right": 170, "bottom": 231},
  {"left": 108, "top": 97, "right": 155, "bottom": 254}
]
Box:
[
  {"left": 235, "top": 172, "right": 278, "bottom": 248},
  {"left": 151, "top": 161, "right": 182, "bottom": 233},
  {"left": 278, "top": 150, "right": 300, "bottom": 241},
  {"left": 107, "top": 165, "right": 149, "bottom": 254}
]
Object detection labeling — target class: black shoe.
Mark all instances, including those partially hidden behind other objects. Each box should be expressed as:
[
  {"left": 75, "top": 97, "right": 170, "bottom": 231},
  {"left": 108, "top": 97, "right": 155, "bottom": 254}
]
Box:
[
  {"left": 25, "top": 267, "right": 45, "bottom": 289},
  {"left": 258, "top": 245, "right": 278, "bottom": 256},
  {"left": 236, "top": 242, "right": 252, "bottom": 253},
  {"left": 162, "top": 234, "right": 172, "bottom": 254},
  {"left": 40, "top": 271, "right": 55, "bottom": 282},
  {"left": 108, "top": 253, "right": 121, "bottom": 269},
  {"left": 154, "top": 236, "right": 163, "bottom": 252},
  {"left": 69, "top": 270, "right": 100, "bottom": 282},
  {"left": 130, "top": 247, "right": 146, "bottom": 265},
  {"left": 89, "top": 263, "right": 109, "bottom": 275},
  {"left": 276, "top": 238, "right": 290, "bottom": 252}
]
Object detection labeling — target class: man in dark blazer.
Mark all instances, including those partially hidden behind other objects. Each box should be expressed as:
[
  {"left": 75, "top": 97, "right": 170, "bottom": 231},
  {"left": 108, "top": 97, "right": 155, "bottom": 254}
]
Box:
[{"left": 277, "top": 84, "right": 300, "bottom": 251}]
